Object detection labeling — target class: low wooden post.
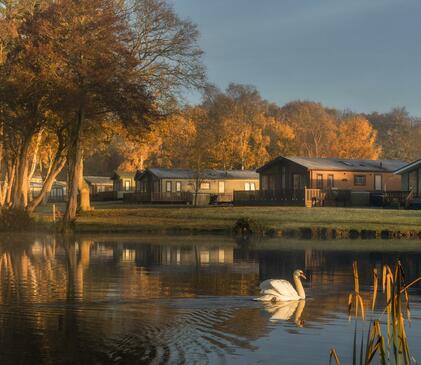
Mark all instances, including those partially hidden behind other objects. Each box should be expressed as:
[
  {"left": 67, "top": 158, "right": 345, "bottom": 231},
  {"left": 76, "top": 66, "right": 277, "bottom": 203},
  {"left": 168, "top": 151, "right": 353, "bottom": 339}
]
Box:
[
  {"left": 304, "top": 187, "right": 311, "bottom": 208},
  {"left": 52, "top": 204, "right": 56, "bottom": 223}
]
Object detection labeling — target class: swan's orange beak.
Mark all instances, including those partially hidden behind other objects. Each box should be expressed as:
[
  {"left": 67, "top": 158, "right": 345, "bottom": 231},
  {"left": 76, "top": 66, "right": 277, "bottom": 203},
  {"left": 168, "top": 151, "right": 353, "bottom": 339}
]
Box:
[{"left": 300, "top": 273, "right": 307, "bottom": 280}]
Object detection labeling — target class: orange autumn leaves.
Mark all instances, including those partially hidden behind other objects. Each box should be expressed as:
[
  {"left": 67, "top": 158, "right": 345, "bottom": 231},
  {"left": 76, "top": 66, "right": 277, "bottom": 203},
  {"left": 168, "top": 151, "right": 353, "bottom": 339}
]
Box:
[
  {"left": 336, "top": 116, "right": 381, "bottom": 159},
  {"left": 115, "top": 94, "right": 381, "bottom": 172}
]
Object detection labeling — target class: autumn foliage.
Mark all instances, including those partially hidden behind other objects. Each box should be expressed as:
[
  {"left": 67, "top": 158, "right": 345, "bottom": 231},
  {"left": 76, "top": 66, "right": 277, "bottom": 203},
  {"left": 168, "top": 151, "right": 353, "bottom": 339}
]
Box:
[{"left": 112, "top": 86, "right": 386, "bottom": 173}]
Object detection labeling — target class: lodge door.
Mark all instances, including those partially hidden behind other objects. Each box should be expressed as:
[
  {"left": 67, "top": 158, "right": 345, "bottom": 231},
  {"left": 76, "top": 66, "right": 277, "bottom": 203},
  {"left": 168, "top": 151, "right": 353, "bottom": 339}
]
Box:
[
  {"left": 218, "top": 181, "right": 225, "bottom": 193},
  {"left": 374, "top": 174, "right": 382, "bottom": 191}
]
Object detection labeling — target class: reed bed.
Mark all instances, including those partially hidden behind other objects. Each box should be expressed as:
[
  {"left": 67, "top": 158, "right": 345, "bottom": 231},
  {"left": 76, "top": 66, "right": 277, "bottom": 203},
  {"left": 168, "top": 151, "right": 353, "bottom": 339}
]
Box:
[{"left": 330, "top": 260, "right": 421, "bottom": 365}]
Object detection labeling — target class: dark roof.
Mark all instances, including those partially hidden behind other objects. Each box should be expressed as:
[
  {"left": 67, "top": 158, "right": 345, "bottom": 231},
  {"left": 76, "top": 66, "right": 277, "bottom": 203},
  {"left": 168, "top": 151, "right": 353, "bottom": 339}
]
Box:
[
  {"left": 30, "top": 180, "right": 66, "bottom": 188},
  {"left": 84, "top": 176, "right": 113, "bottom": 185},
  {"left": 136, "top": 168, "right": 258, "bottom": 180},
  {"left": 394, "top": 159, "right": 421, "bottom": 175},
  {"left": 54, "top": 180, "right": 67, "bottom": 188},
  {"left": 257, "top": 156, "right": 408, "bottom": 173},
  {"left": 111, "top": 171, "right": 136, "bottom": 180}
]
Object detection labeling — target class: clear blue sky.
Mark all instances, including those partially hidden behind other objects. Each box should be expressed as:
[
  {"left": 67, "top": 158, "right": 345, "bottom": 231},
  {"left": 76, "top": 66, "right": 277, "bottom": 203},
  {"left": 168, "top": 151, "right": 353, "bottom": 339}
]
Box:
[{"left": 172, "top": 0, "right": 421, "bottom": 116}]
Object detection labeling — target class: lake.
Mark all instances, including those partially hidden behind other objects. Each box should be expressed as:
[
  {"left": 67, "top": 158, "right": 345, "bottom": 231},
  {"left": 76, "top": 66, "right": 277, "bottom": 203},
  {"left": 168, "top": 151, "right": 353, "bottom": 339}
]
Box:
[{"left": 0, "top": 234, "right": 421, "bottom": 364}]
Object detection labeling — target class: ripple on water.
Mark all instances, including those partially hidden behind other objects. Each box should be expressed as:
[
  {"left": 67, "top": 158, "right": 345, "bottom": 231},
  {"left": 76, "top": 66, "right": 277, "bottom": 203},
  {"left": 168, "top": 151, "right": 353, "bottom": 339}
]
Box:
[{"left": 95, "top": 297, "right": 264, "bottom": 364}]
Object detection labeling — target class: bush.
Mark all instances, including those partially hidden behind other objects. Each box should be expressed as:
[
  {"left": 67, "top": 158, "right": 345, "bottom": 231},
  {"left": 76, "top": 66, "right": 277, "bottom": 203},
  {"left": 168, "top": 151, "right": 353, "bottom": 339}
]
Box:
[
  {"left": 0, "top": 208, "right": 35, "bottom": 231},
  {"left": 233, "top": 217, "right": 265, "bottom": 237}
]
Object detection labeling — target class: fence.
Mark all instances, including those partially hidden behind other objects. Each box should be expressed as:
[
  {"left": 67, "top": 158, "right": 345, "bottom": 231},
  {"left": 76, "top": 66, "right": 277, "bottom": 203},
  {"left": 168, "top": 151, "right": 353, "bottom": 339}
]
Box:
[
  {"left": 94, "top": 191, "right": 119, "bottom": 201},
  {"left": 233, "top": 189, "right": 306, "bottom": 206},
  {"left": 233, "top": 189, "right": 411, "bottom": 208},
  {"left": 124, "top": 191, "right": 194, "bottom": 204},
  {"left": 381, "top": 191, "right": 411, "bottom": 207}
]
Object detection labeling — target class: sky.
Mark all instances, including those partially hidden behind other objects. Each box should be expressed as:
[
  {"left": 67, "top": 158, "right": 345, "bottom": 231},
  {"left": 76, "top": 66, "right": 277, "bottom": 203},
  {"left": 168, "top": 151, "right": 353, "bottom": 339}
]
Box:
[{"left": 171, "top": 0, "right": 421, "bottom": 116}]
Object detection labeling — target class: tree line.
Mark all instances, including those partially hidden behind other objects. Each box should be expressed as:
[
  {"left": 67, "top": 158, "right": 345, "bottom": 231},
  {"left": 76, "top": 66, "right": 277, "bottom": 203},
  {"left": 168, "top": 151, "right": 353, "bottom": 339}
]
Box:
[{"left": 97, "top": 85, "right": 421, "bottom": 174}]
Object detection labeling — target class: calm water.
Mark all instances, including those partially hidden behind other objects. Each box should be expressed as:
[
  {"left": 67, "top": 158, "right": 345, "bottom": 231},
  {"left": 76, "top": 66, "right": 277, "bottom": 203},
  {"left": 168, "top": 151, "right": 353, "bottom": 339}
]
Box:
[{"left": 0, "top": 234, "right": 421, "bottom": 364}]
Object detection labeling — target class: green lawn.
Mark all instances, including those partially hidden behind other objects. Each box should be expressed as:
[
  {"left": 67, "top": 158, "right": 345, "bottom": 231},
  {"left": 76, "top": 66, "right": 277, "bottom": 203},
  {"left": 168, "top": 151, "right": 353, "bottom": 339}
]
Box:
[{"left": 36, "top": 202, "right": 421, "bottom": 233}]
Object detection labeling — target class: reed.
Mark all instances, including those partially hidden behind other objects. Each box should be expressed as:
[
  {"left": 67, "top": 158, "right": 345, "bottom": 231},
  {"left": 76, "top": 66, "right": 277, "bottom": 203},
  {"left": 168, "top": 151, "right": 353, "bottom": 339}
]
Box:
[{"left": 330, "top": 260, "right": 421, "bottom": 365}]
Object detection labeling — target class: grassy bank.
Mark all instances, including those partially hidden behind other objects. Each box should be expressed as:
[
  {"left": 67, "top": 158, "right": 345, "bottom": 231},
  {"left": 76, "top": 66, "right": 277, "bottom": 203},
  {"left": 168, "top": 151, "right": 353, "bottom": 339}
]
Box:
[{"left": 35, "top": 202, "right": 421, "bottom": 235}]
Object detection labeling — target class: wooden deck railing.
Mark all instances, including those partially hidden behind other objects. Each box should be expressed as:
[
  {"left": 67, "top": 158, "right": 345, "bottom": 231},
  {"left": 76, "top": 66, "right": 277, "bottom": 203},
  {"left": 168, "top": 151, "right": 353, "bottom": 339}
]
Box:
[
  {"left": 151, "top": 192, "right": 193, "bottom": 202},
  {"left": 234, "top": 189, "right": 305, "bottom": 206},
  {"left": 304, "top": 188, "right": 325, "bottom": 207},
  {"left": 383, "top": 190, "right": 410, "bottom": 204},
  {"left": 234, "top": 188, "right": 412, "bottom": 208},
  {"left": 95, "top": 191, "right": 119, "bottom": 201},
  {"left": 126, "top": 191, "right": 194, "bottom": 203},
  {"left": 215, "top": 193, "right": 233, "bottom": 203}
]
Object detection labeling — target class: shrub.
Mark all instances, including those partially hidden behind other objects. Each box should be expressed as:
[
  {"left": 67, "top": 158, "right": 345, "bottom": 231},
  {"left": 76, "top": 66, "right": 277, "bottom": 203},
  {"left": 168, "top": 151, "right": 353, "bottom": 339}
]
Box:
[
  {"left": 233, "top": 217, "right": 265, "bottom": 237},
  {"left": 0, "top": 208, "right": 35, "bottom": 231}
]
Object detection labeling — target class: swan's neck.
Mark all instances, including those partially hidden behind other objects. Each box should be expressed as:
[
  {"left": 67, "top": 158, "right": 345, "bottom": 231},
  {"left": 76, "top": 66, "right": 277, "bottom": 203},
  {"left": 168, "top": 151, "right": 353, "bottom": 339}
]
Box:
[
  {"left": 294, "top": 276, "right": 305, "bottom": 299},
  {"left": 294, "top": 300, "right": 306, "bottom": 324}
]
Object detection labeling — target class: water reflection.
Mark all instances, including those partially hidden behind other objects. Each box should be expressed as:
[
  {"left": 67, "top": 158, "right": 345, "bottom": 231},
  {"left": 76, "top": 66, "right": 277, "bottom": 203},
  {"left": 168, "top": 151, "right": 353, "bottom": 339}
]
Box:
[
  {"left": 263, "top": 300, "right": 305, "bottom": 326},
  {"left": 0, "top": 234, "right": 420, "bottom": 364}
]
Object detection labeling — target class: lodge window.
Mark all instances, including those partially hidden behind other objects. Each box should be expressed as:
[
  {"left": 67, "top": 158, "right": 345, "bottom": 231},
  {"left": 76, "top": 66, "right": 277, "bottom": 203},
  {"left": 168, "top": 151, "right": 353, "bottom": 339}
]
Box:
[
  {"left": 354, "top": 175, "right": 366, "bottom": 186},
  {"left": 269, "top": 175, "right": 276, "bottom": 191},
  {"left": 261, "top": 175, "right": 268, "bottom": 190},
  {"left": 316, "top": 174, "right": 323, "bottom": 189},
  {"left": 293, "top": 174, "right": 303, "bottom": 190},
  {"left": 200, "top": 182, "right": 210, "bottom": 190},
  {"left": 50, "top": 188, "right": 62, "bottom": 198},
  {"left": 138, "top": 182, "right": 146, "bottom": 192},
  {"left": 166, "top": 181, "right": 172, "bottom": 192},
  {"left": 124, "top": 180, "right": 131, "bottom": 191},
  {"left": 281, "top": 167, "right": 286, "bottom": 190},
  {"left": 245, "top": 182, "right": 255, "bottom": 191},
  {"left": 328, "top": 175, "right": 334, "bottom": 189},
  {"left": 176, "top": 181, "right": 182, "bottom": 192}
]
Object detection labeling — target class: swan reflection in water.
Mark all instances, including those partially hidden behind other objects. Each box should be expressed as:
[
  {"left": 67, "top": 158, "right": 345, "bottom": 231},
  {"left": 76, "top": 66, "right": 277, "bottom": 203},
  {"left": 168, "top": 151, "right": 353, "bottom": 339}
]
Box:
[{"left": 262, "top": 300, "right": 306, "bottom": 327}]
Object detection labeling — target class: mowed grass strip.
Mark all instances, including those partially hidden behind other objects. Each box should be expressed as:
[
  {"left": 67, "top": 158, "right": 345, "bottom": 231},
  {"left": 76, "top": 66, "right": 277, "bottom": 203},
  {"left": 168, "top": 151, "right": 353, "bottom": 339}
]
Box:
[{"left": 36, "top": 202, "right": 421, "bottom": 233}]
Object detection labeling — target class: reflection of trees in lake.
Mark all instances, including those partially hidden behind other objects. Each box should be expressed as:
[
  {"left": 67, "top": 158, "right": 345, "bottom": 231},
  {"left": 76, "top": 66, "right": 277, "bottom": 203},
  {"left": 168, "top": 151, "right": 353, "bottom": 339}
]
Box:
[
  {"left": 0, "top": 236, "right": 92, "bottom": 363},
  {"left": 0, "top": 236, "right": 264, "bottom": 363}
]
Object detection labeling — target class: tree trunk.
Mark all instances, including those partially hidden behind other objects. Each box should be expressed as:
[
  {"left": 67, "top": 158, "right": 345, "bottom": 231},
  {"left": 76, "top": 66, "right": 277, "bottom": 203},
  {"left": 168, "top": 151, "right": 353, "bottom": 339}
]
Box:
[
  {"left": 27, "top": 156, "right": 66, "bottom": 213},
  {"left": 194, "top": 176, "right": 199, "bottom": 207},
  {"left": 28, "top": 129, "right": 43, "bottom": 182},
  {"left": 5, "top": 162, "right": 16, "bottom": 206},
  {"left": 77, "top": 155, "right": 91, "bottom": 212},
  {"left": 0, "top": 165, "right": 12, "bottom": 207},
  {"left": 63, "top": 108, "right": 84, "bottom": 228},
  {"left": 0, "top": 178, "right": 5, "bottom": 207},
  {"left": 194, "top": 167, "right": 201, "bottom": 208},
  {"left": 27, "top": 129, "right": 44, "bottom": 203},
  {"left": 140, "top": 154, "right": 144, "bottom": 171},
  {"left": 12, "top": 137, "right": 31, "bottom": 209}
]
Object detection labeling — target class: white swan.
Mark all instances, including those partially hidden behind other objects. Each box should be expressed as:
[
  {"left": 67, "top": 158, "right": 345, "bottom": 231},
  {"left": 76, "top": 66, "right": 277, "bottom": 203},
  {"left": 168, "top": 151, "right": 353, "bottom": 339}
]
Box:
[{"left": 256, "top": 270, "right": 307, "bottom": 302}]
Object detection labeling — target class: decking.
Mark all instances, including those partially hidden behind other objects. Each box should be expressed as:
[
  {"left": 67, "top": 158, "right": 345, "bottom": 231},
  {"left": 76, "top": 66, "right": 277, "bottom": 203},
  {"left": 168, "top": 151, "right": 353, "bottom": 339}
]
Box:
[
  {"left": 234, "top": 188, "right": 411, "bottom": 208},
  {"left": 124, "top": 192, "right": 234, "bottom": 205},
  {"left": 125, "top": 191, "right": 193, "bottom": 204},
  {"left": 233, "top": 189, "right": 306, "bottom": 206}
]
